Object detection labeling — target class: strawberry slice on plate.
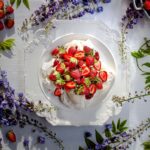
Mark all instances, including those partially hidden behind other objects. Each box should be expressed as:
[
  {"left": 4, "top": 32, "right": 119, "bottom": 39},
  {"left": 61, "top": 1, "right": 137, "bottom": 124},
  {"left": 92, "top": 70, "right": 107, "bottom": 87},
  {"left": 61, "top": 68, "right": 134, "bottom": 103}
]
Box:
[
  {"left": 89, "top": 84, "right": 96, "bottom": 95},
  {"left": 81, "top": 66, "right": 90, "bottom": 77},
  {"left": 90, "top": 68, "right": 97, "bottom": 78},
  {"left": 54, "top": 88, "right": 61, "bottom": 96},
  {"left": 49, "top": 73, "right": 56, "bottom": 81},
  {"left": 94, "top": 61, "right": 101, "bottom": 71},
  {"left": 6, "top": 130, "right": 16, "bottom": 143},
  {"left": 65, "top": 81, "right": 76, "bottom": 89},
  {"left": 94, "top": 52, "right": 100, "bottom": 60},
  {"left": 63, "top": 53, "right": 72, "bottom": 61},
  {"left": 56, "top": 63, "right": 65, "bottom": 74},
  {"left": 96, "top": 81, "right": 103, "bottom": 89},
  {"left": 86, "top": 56, "right": 94, "bottom": 66},
  {"left": 71, "top": 69, "right": 81, "bottom": 79},
  {"left": 99, "top": 71, "right": 108, "bottom": 82},
  {"left": 74, "top": 51, "right": 85, "bottom": 60},
  {"left": 83, "top": 46, "right": 92, "bottom": 53}
]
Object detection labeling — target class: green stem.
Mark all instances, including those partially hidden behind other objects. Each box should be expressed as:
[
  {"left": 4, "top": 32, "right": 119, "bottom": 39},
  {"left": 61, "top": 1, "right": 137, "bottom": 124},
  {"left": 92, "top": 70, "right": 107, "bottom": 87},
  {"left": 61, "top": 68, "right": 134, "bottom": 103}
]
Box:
[{"left": 136, "top": 58, "right": 145, "bottom": 73}]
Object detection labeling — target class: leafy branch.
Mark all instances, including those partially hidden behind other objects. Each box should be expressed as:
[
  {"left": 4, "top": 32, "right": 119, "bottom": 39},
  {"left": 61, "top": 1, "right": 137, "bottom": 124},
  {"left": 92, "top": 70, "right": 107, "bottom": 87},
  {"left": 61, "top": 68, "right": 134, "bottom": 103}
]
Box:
[
  {"left": 131, "top": 38, "right": 150, "bottom": 89},
  {"left": 10, "top": 0, "right": 30, "bottom": 9},
  {"left": 0, "top": 39, "right": 15, "bottom": 51}
]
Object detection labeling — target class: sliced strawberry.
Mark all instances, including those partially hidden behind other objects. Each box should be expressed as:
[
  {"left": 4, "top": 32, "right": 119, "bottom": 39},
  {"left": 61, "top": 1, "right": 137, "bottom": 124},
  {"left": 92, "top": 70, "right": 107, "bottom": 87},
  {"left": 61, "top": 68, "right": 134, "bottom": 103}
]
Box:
[
  {"left": 0, "top": 10, "right": 5, "bottom": 19},
  {"left": 0, "top": 21, "right": 4, "bottom": 31},
  {"left": 90, "top": 68, "right": 97, "bottom": 78},
  {"left": 65, "top": 81, "right": 76, "bottom": 89},
  {"left": 0, "top": 0, "right": 4, "bottom": 9},
  {"left": 69, "top": 57, "right": 78, "bottom": 69},
  {"left": 94, "top": 52, "right": 100, "bottom": 60},
  {"left": 83, "top": 46, "right": 92, "bottom": 53},
  {"left": 76, "top": 78, "right": 82, "bottom": 84},
  {"left": 54, "top": 88, "right": 61, "bottom": 96},
  {"left": 81, "top": 66, "right": 90, "bottom": 77},
  {"left": 51, "top": 48, "right": 59, "bottom": 56},
  {"left": 49, "top": 73, "right": 56, "bottom": 81},
  {"left": 71, "top": 69, "right": 81, "bottom": 79},
  {"left": 94, "top": 61, "right": 101, "bottom": 71},
  {"left": 6, "top": 130, "right": 16, "bottom": 143},
  {"left": 53, "top": 59, "right": 59, "bottom": 67},
  {"left": 86, "top": 56, "right": 94, "bottom": 66},
  {"left": 6, "top": 6, "right": 14, "bottom": 14},
  {"left": 74, "top": 51, "right": 85, "bottom": 60},
  {"left": 68, "top": 47, "right": 77, "bottom": 55},
  {"left": 89, "top": 84, "right": 96, "bottom": 95},
  {"left": 78, "top": 60, "right": 85, "bottom": 68},
  {"left": 144, "top": 0, "right": 150, "bottom": 10},
  {"left": 99, "top": 71, "right": 108, "bottom": 82},
  {"left": 56, "top": 63, "right": 65, "bottom": 74},
  {"left": 64, "top": 86, "right": 71, "bottom": 93},
  {"left": 96, "top": 82, "right": 103, "bottom": 89},
  {"left": 80, "top": 78, "right": 85, "bottom": 84},
  {"left": 83, "top": 85, "right": 90, "bottom": 95},
  {"left": 64, "top": 61, "right": 70, "bottom": 67},
  {"left": 85, "top": 94, "right": 93, "bottom": 100},
  {"left": 63, "top": 53, "right": 72, "bottom": 61}
]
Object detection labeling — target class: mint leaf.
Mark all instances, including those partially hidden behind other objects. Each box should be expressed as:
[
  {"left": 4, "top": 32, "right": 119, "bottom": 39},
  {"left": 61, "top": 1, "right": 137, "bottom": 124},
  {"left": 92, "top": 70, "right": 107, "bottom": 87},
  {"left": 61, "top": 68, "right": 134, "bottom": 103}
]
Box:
[
  {"left": 23, "top": 0, "right": 30, "bottom": 9},
  {"left": 105, "top": 128, "right": 112, "bottom": 138},
  {"left": 145, "top": 76, "right": 150, "bottom": 84},
  {"left": 112, "top": 121, "right": 117, "bottom": 134},
  {"left": 143, "top": 63, "right": 150, "bottom": 68},
  {"left": 117, "top": 119, "right": 121, "bottom": 129},
  {"left": 95, "top": 130, "right": 103, "bottom": 144},
  {"left": 16, "top": 0, "right": 21, "bottom": 8},
  {"left": 120, "top": 120, "right": 127, "bottom": 128},
  {"left": 131, "top": 51, "right": 144, "bottom": 58},
  {"left": 10, "top": 0, "right": 16, "bottom": 5}
]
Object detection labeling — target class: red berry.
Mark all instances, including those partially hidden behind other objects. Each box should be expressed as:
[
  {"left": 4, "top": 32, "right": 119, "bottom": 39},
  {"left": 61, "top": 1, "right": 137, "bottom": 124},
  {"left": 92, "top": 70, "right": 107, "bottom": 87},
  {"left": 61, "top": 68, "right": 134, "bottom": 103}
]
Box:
[
  {"left": 6, "top": 130, "right": 16, "bottom": 143},
  {"left": 94, "top": 52, "right": 100, "bottom": 60},
  {"left": 78, "top": 60, "right": 85, "bottom": 68},
  {"left": 0, "top": 10, "right": 5, "bottom": 19},
  {"left": 94, "top": 61, "right": 101, "bottom": 71},
  {"left": 99, "top": 71, "right": 108, "bottom": 82},
  {"left": 83, "top": 85, "right": 90, "bottom": 95},
  {"left": 96, "top": 82, "right": 103, "bottom": 89},
  {"left": 51, "top": 48, "right": 59, "bottom": 56},
  {"left": 49, "top": 73, "right": 56, "bottom": 81},
  {"left": 65, "top": 81, "right": 76, "bottom": 89},
  {"left": 0, "top": 21, "right": 4, "bottom": 31},
  {"left": 74, "top": 51, "right": 85, "bottom": 60},
  {"left": 144, "top": 0, "right": 150, "bottom": 10},
  {"left": 83, "top": 46, "right": 92, "bottom": 53},
  {"left": 90, "top": 68, "right": 97, "bottom": 78},
  {"left": 86, "top": 56, "right": 94, "bottom": 66},
  {"left": 56, "top": 63, "right": 65, "bottom": 74},
  {"left": 4, "top": 18, "right": 14, "bottom": 29},
  {"left": 85, "top": 94, "right": 93, "bottom": 100},
  {"left": 69, "top": 62, "right": 76, "bottom": 69},
  {"left": 53, "top": 59, "right": 59, "bottom": 67},
  {"left": 89, "top": 84, "right": 96, "bottom": 95},
  {"left": 0, "top": 0, "right": 4, "bottom": 9},
  {"left": 63, "top": 53, "right": 72, "bottom": 61},
  {"left": 81, "top": 66, "right": 90, "bottom": 77},
  {"left": 54, "top": 88, "right": 61, "bottom": 96},
  {"left": 68, "top": 47, "right": 77, "bottom": 55},
  {"left": 6, "top": 6, "right": 14, "bottom": 14},
  {"left": 70, "top": 69, "right": 81, "bottom": 79}
]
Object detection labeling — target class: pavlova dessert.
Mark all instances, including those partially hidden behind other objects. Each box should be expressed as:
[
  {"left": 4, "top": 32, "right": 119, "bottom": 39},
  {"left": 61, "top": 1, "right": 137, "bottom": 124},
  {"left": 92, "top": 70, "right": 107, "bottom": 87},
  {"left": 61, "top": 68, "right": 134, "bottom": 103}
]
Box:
[{"left": 41, "top": 40, "right": 114, "bottom": 109}]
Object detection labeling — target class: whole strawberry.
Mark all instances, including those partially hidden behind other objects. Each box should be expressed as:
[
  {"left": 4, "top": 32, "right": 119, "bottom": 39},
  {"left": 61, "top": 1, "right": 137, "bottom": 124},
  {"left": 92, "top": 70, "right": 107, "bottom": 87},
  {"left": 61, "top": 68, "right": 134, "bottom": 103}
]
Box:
[
  {"left": 4, "top": 18, "right": 14, "bottom": 29},
  {"left": 0, "top": 0, "right": 4, "bottom": 9},
  {"left": 6, "top": 130, "right": 16, "bottom": 143},
  {"left": 0, "top": 10, "right": 5, "bottom": 19},
  {"left": 0, "top": 21, "right": 4, "bottom": 31},
  {"left": 6, "top": 6, "right": 14, "bottom": 15},
  {"left": 144, "top": 0, "right": 150, "bottom": 10}
]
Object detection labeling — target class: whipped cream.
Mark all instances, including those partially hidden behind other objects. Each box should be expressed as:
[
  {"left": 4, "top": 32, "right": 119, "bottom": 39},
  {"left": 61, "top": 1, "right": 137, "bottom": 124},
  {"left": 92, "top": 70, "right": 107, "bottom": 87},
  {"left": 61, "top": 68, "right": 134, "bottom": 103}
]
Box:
[{"left": 41, "top": 40, "right": 114, "bottom": 109}]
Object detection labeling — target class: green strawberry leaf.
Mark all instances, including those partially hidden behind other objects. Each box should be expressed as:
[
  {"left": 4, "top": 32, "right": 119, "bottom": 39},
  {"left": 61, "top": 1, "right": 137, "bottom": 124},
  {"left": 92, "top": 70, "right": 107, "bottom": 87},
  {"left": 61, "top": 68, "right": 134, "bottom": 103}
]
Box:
[
  {"left": 79, "top": 146, "right": 85, "bottom": 150},
  {"left": 145, "top": 76, "right": 150, "bottom": 84},
  {"left": 95, "top": 130, "right": 104, "bottom": 144},
  {"left": 141, "top": 49, "right": 150, "bottom": 55},
  {"left": 105, "top": 128, "right": 112, "bottom": 138},
  {"left": 117, "top": 119, "right": 121, "bottom": 129},
  {"left": 10, "top": 0, "right": 16, "bottom": 5},
  {"left": 112, "top": 121, "right": 117, "bottom": 134},
  {"left": 120, "top": 120, "right": 127, "bottom": 128},
  {"left": 85, "top": 137, "right": 95, "bottom": 148},
  {"left": 143, "top": 63, "right": 150, "bottom": 68},
  {"left": 131, "top": 51, "right": 144, "bottom": 58},
  {"left": 16, "top": 0, "right": 21, "bottom": 8},
  {"left": 23, "top": 0, "right": 30, "bottom": 9},
  {"left": 142, "top": 72, "right": 150, "bottom": 76},
  {"left": 0, "top": 39, "right": 15, "bottom": 51}
]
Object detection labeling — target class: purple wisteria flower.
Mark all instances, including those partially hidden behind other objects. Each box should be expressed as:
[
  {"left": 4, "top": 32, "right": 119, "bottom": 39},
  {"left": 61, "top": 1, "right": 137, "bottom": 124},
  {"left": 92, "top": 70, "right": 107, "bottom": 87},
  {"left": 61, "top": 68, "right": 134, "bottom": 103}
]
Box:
[
  {"left": 37, "top": 136, "right": 45, "bottom": 144},
  {"left": 23, "top": 138, "right": 29, "bottom": 147}
]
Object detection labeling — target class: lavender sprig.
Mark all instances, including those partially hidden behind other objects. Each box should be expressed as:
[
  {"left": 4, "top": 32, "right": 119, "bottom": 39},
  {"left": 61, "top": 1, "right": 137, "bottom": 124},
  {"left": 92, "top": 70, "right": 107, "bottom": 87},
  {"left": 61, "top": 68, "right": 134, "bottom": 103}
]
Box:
[
  {"left": 119, "top": 2, "right": 144, "bottom": 62},
  {"left": 112, "top": 89, "right": 150, "bottom": 106},
  {"left": 19, "top": 0, "right": 111, "bottom": 33}
]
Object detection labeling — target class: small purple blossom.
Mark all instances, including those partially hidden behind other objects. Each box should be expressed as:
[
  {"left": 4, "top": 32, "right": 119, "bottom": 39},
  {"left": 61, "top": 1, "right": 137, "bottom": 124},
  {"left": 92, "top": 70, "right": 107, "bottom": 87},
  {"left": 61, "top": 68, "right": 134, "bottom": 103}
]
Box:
[
  {"left": 23, "top": 138, "right": 29, "bottom": 147},
  {"left": 37, "top": 136, "right": 45, "bottom": 144}
]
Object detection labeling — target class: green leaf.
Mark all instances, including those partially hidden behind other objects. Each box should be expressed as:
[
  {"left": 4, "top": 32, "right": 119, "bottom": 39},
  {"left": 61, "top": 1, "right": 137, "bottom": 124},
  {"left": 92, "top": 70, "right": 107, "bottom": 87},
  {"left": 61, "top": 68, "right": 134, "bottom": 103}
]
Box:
[
  {"left": 85, "top": 137, "right": 95, "bottom": 148},
  {"left": 105, "top": 145, "right": 112, "bottom": 150},
  {"left": 142, "top": 72, "right": 150, "bottom": 76},
  {"left": 145, "top": 76, "right": 150, "bottom": 84},
  {"left": 16, "top": 0, "right": 21, "bottom": 8},
  {"left": 10, "top": 0, "right": 16, "bottom": 5},
  {"left": 95, "top": 130, "right": 104, "bottom": 144},
  {"left": 79, "top": 146, "right": 84, "bottom": 150},
  {"left": 120, "top": 120, "right": 127, "bottom": 128},
  {"left": 119, "top": 127, "right": 128, "bottom": 132},
  {"left": 141, "top": 49, "right": 150, "bottom": 55},
  {"left": 131, "top": 51, "right": 144, "bottom": 58},
  {"left": 117, "top": 119, "right": 121, "bottom": 129},
  {"left": 112, "top": 121, "right": 117, "bottom": 134},
  {"left": 0, "top": 38, "right": 15, "bottom": 51},
  {"left": 105, "top": 128, "right": 112, "bottom": 138},
  {"left": 143, "top": 63, "right": 150, "bottom": 68},
  {"left": 23, "top": 0, "right": 30, "bottom": 9}
]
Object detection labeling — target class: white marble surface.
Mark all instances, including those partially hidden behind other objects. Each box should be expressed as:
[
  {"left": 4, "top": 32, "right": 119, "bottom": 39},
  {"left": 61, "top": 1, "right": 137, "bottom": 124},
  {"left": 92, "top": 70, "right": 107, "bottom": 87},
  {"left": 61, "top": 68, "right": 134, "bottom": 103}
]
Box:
[{"left": 0, "top": 0, "right": 150, "bottom": 149}]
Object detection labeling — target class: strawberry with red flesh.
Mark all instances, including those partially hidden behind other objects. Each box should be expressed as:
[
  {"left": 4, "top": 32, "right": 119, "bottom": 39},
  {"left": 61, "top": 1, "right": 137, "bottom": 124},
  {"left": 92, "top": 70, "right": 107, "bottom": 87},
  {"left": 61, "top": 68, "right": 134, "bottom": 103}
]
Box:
[
  {"left": 54, "top": 88, "right": 61, "bottom": 96},
  {"left": 81, "top": 66, "right": 90, "bottom": 77},
  {"left": 0, "top": 21, "right": 4, "bottom": 31},
  {"left": 94, "top": 52, "right": 100, "bottom": 60},
  {"left": 96, "top": 81, "right": 103, "bottom": 89},
  {"left": 99, "top": 71, "right": 108, "bottom": 82},
  {"left": 90, "top": 68, "right": 97, "bottom": 78},
  {"left": 144, "top": 0, "right": 150, "bottom": 10},
  {"left": 6, "top": 6, "right": 14, "bottom": 14},
  {"left": 86, "top": 56, "right": 94, "bottom": 66},
  {"left": 84, "top": 46, "right": 92, "bottom": 54},
  {"left": 0, "top": 0, "right": 4, "bottom": 9},
  {"left": 68, "top": 47, "right": 77, "bottom": 55},
  {"left": 6, "top": 130, "right": 16, "bottom": 143},
  {"left": 74, "top": 51, "right": 85, "bottom": 60},
  {"left": 94, "top": 61, "right": 101, "bottom": 71},
  {"left": 71, "top": 69, "right": 81, "bottom": 79},
  {"left": 89, "top": 84, "right": 96, "bottom": 95},
  {"left": 5, "top": 18, "right": 14, "bottom": 29},
  {"left": 65, "top": 81, "right": 76, "bottom": 89},
  {"left": 0, "top": 10, "right": 5, "bottom": 19},
  {"left": 56, "top": 63, "right": 65, "bottom": 74},
  {"left": 51, "top": 48, "right": 59, "bottom": 56}
]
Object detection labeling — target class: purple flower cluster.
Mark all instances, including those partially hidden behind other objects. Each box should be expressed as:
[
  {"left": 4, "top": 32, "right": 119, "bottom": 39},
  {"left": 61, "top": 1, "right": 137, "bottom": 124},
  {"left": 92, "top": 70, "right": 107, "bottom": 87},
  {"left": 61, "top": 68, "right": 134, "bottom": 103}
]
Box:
[
  {"left": 122, "top": 3, "right": 144, "bottom": 29},
  {"left": 28, "top": 0, "right": 111, "bottom": 27}
]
